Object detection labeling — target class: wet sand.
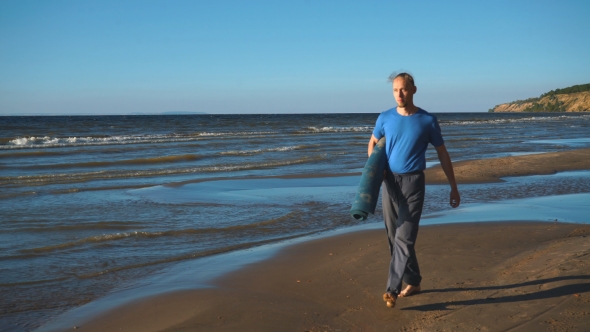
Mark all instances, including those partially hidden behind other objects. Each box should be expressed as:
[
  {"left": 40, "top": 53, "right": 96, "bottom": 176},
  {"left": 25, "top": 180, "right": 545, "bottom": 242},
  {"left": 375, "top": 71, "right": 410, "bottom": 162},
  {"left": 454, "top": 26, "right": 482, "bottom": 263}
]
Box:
[
  {"left": 426, "top": 147, "right": 590, "bottom": 184},
  {"left": 71, "top": 222, "right": 590, "bottom": 332},
  {"left": 43, "top": 148, "right": 590, "bottom": 332}
]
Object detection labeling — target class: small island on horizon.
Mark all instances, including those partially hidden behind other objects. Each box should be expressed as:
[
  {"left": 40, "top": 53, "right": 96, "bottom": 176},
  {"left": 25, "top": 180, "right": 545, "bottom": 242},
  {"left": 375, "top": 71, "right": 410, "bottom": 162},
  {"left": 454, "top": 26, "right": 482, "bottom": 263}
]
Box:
[{"left": 489, "top": 83, "right": 590, "bottom": 113}]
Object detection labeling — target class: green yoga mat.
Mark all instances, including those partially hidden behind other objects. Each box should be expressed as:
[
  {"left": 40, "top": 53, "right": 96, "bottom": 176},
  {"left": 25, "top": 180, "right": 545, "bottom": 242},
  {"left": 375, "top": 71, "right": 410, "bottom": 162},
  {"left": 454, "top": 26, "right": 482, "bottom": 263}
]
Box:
[{"left": 350, "top": 137, "right": 387, "bottom": 221}]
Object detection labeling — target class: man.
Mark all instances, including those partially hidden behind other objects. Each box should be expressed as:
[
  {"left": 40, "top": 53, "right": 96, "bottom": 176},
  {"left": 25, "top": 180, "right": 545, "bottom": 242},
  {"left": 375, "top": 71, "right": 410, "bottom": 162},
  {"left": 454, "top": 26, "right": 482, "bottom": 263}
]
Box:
[{"left": 368, "top": 72, "right": 460, "bottom": 308}]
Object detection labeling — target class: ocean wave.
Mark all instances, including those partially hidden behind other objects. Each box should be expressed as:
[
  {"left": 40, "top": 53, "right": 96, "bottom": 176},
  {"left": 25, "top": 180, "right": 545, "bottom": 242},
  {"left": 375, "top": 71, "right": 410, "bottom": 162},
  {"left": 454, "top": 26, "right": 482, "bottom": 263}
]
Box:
[
  {"left": 220, "top": 144, "right": 319, "bottom": 156},
  {"left": 8, "top": 135, "right": 162, "bottom": 146},
  {"left": 0, "top": 145, "right": 170, "bottom": 158},
  {"left": 10, "top": 221, "right": 142, "bottom": 233},
  {"left": 16, "top": 154, "right": 205, "bottom": 169},
  {"left": 2, "top": 135, "right": 203, "bottom": 150},
  {"left": 196, "top": 131, "right": 278, "bottom": 137},
  {"left": 441, "top": 114, "right": 590, "bottom": 126},
  {"left": 20, "top": 231, "right": 165, "bottom": 253},
  {"left": 299, "top": 126, "right": 373, "bottom": 133},
  {"left": 2, "top": 131, "right": 281, "bottom": 149},
  {"left": 0, "top": 156, "right": 326, "bottom": 187},
  {"left": 0, "top": 150, "right": 66, "bottom": 158},
  {"left": 0, "top": 276, "right": 70, "bottom": 287},
  {"left": 446, "top": 136, "right": 510, "bottom": 142},
  {"left": 0, "top": 190, "right": 38, "bottom": 200},
  {"left": 24, "top": 145, "right": 315, "bottom": 168},
  {"left": 77, "top": 230, "right": 321, "bottom": 279},
  {"left": 19, "top": 212, "right": 297, "bottom": 254}
]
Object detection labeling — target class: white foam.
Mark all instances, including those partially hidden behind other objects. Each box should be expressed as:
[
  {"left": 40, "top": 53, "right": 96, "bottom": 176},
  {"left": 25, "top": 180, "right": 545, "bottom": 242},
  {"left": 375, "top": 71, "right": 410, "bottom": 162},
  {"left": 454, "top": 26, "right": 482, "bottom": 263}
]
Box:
[
  {"left": 441, "top": 114, "right": 590, "bottom": 126},
  {"left": 529, "top": 138, "right": 590, "bottom": 145},
  {"left": 220, "top": 145, "right": 311, "bottom": 155},
  {"left": 304, "top": 126, "right": 372, "bottom": 133},
  {"left": 3, "top": 132, "right": 281, "bottom": 149},
  {"left": 196, "top": 131, "right": 278, "bottom": 137},
  {"left": 24, "top": 231, "right": 165, "bottom": 253}
]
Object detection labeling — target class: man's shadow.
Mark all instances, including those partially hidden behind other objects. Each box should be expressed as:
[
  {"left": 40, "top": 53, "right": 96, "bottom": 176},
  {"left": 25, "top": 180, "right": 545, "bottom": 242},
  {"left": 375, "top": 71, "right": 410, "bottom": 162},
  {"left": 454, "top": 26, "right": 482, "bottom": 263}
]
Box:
[{"left": 402, "top": 275, "right": 590, "bottom": 311}]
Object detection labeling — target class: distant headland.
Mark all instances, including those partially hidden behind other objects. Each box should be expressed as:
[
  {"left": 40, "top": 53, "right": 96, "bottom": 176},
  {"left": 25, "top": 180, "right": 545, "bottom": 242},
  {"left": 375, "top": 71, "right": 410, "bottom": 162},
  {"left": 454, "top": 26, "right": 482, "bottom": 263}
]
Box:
[{"left": 488, "top": 83, "right": 590, "bottom": 113}]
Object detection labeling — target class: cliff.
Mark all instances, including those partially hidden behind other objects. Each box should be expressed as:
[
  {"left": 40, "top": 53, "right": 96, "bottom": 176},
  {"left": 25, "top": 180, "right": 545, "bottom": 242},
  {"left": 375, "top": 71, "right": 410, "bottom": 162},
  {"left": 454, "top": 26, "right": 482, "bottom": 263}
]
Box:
[{"left": 489, "top": 83, "right": 590, "bottom": 113}]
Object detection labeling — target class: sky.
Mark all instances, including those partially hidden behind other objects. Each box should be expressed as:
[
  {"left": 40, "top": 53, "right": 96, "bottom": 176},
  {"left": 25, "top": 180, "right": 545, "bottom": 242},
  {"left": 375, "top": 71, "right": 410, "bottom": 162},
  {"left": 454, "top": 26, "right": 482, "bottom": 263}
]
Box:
[{"left": 1, "top": 0, "right": 589, "bottom": 115}]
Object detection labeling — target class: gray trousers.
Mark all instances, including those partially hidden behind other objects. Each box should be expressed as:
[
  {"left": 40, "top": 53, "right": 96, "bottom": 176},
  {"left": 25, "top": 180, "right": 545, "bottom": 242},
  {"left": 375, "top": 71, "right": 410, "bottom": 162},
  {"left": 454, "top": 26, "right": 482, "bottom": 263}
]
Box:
[{"left": 382, "top": 170, "right": 425, "bottom": 295}]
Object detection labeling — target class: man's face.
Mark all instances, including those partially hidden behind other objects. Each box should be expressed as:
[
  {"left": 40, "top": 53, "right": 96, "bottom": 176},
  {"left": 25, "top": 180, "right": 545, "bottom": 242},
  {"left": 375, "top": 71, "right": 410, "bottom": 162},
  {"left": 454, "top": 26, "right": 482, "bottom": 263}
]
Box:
[{"left": 392, "top": 77, "right": 416, "bottom": 108}]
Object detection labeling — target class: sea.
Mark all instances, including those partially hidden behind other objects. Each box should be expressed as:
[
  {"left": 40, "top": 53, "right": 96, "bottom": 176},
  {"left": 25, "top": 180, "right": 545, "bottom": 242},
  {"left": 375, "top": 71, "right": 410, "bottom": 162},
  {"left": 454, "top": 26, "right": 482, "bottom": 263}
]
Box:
[{"left": 2, "top": 112, "right": 590, "bottom": 331}]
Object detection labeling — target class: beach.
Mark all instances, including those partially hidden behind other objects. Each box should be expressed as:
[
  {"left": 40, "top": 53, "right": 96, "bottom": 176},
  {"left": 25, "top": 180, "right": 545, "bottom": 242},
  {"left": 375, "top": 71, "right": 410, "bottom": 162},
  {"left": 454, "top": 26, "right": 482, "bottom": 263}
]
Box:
[
  {"left": 37, "top": 148, "right": 590, "bottom": 332},
  {"left": 72, "top": 222, "right": 590, "bottom": 332},
  {"left": 2, "top": 113, "right": 590, "bottom": 331},
  {"left": 2, "top": 0, "right": 589, "bottom": 330}
]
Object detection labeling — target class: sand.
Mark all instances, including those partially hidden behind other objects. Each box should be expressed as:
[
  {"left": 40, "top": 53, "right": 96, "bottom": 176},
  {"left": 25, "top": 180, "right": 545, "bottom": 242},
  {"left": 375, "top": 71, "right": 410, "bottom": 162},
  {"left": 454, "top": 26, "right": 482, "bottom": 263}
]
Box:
[
  {"left": 47, "top": 148, "right": 590, "bottom": 332},
  {"left": 73, "top": 222, "right": 590, "bottom": 332},
  {"left": 425, "top": 148, "right": 590, "bottom": 184}
]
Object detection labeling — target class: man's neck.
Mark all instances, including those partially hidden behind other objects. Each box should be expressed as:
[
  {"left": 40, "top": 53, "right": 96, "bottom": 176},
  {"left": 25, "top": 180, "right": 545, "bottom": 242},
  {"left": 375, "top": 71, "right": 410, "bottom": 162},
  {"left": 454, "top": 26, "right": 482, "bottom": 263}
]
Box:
[{"left": 396, "top": 105, "right": 419, "bottom": 116}]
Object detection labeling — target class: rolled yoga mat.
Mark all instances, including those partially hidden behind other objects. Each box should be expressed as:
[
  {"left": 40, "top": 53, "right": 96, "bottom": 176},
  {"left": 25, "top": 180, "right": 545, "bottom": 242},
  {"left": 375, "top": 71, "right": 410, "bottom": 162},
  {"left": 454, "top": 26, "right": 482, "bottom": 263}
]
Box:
[{"left": 350, "top": 137, "right": 387, "bottom": 221}]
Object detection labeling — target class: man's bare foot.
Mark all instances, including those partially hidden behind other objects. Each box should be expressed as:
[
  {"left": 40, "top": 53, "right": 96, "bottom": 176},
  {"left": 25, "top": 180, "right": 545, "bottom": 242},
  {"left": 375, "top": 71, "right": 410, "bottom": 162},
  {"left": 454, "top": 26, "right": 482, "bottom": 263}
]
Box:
[
  {"left": 382, "top": 292, "right": 396, "bottom": 308},
  {"left": 399, "top": 284, "right": 421, "bottom": 298}
]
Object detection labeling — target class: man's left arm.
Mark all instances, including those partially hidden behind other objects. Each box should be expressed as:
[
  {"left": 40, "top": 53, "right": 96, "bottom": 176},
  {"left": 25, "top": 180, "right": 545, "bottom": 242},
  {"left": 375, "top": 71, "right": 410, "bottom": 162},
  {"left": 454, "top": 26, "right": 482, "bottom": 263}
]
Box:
[{"left": 434, "top": 144, "right": 461, "bottom": 208}]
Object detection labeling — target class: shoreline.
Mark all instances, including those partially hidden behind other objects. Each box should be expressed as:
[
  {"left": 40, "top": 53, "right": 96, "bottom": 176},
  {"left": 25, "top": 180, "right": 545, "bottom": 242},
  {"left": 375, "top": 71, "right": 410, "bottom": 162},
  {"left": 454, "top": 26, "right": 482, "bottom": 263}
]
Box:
[
  {"left": 37, "top": 186, "right": 590, "bottom": 331},
  {"left": 34, "top": 148, "right": 590, "bottom": 331},
  {"left": 44, "top": 221, "right": 590, "bottom": 332}
]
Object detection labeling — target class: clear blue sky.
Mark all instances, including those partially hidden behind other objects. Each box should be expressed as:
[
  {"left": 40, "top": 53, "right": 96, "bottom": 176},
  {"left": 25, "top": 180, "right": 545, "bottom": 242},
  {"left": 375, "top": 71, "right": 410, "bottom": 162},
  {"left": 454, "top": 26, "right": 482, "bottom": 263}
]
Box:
[{"left": 1, "top": 0, "right": 589, "bottom": 115}]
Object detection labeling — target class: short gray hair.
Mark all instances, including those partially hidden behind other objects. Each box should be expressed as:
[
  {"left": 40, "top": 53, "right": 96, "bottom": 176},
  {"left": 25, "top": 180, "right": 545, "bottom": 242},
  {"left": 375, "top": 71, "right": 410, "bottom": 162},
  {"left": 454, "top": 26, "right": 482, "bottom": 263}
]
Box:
[{"left": 387, "top": 72, "right": 415, "bottom": 87}]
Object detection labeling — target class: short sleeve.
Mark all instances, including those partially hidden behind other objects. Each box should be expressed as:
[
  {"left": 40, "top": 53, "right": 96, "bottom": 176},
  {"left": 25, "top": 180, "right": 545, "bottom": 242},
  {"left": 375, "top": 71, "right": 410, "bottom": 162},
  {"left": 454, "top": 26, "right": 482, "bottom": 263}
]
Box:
[
  {"left": 429, "top": 117, "right": 444, "bottom": 147},
  {"left": 372, "top": 114, "right": 385, "bottom": 139}
]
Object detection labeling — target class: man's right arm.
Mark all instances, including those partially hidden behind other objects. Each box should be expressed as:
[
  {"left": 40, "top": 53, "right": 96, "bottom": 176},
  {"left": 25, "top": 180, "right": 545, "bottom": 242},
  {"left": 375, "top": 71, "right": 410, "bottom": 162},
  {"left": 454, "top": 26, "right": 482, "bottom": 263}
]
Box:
[{"left": 367, "top": 135, "right": 379, "bottom": 157}]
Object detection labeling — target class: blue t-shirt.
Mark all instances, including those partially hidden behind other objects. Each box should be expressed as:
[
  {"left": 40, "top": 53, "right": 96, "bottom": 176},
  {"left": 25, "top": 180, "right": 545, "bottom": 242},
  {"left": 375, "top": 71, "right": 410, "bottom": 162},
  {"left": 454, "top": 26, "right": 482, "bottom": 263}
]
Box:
[{"left": 372, "top": 108, "right": 444, "bottom": 174}]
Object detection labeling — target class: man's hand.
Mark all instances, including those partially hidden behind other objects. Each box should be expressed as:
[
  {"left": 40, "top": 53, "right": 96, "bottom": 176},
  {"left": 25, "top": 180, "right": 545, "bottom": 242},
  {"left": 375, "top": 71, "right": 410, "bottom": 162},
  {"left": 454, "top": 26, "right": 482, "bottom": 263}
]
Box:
[
  {"left": 450, "top": 188, "right": 460, "bottom": 208},
  {"left": 435, "top": 144, "right": 460, "bottom": 209}
]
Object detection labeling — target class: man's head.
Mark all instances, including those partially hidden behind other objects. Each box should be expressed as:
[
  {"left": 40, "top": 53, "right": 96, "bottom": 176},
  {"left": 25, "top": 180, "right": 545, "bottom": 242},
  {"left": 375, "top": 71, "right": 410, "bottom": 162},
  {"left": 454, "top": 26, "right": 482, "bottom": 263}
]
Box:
[{"left": 388, "top": 72, "right": 417, "bottom": 108}]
